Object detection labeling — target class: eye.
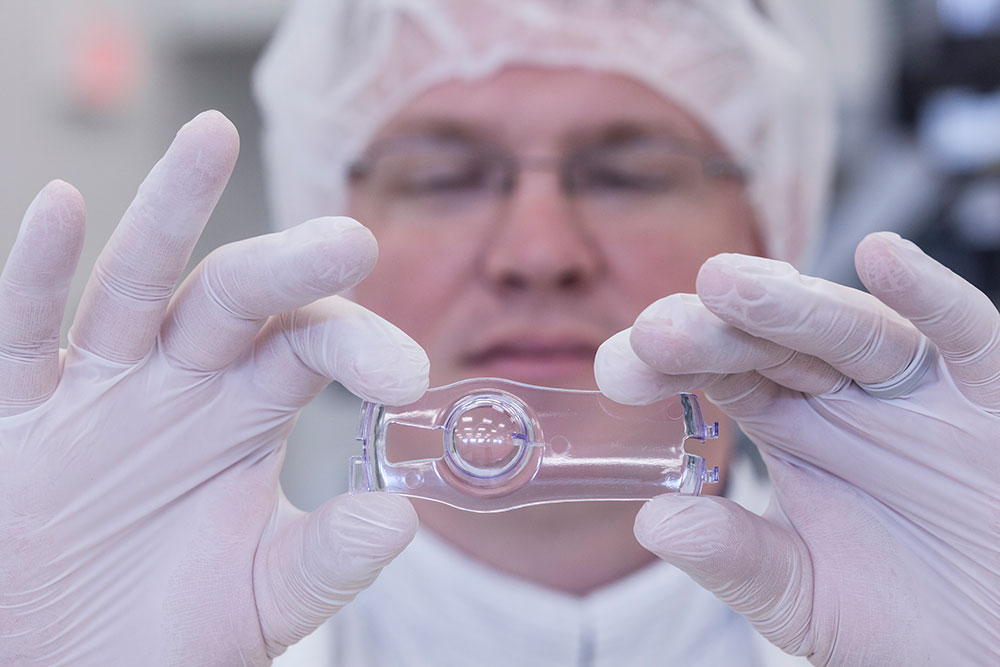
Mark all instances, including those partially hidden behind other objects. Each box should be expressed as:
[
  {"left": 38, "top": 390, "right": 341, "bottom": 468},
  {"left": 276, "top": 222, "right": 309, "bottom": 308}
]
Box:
[
  {"left": 408, "top": 166, "right": 490, "bottom": 193},
  {"left": 570, "top": 145, "right": 703, "bottom": 196},
  {"left": 574, "top": 164, "right": 678, "bottom": 192},
  {"left": 386, "top": 154, "right": 496, "bottom": 196}
]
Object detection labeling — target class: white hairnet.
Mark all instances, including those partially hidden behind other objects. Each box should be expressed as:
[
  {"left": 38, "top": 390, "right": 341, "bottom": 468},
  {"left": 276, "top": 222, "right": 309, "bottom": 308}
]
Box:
[{"left": 253, "top": 0, "right": 835, "bottom": 268}]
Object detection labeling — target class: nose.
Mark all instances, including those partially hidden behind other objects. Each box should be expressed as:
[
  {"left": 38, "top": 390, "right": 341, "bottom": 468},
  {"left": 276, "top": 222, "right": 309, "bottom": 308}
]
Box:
[{"left": 480, "top": 171, "right": 603, "bottom": 292}]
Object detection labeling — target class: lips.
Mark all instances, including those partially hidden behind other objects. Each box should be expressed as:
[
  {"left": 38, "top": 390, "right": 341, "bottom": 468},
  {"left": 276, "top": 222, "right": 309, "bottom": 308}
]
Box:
[
  {"left": 460, "top": 332, "right": 604, "bottom": 386},
  {"left": 465, "top": 341, "right": 598, "bottom": 365}
]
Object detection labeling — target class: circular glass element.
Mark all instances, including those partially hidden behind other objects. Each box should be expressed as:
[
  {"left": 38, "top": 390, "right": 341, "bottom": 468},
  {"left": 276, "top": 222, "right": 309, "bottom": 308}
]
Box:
[
  {"left": 442, "top": 393, "right": 537, "bottom": 486},
  {"left": 452, "top": 406, "right": 522, "bottom": 470}
]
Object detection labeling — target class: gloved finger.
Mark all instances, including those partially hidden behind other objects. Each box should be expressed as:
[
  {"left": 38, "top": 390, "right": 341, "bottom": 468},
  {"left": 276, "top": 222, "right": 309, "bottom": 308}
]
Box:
[
  {"left": 695, "top": 253, "right": 924, "bottom": 387},
  {"left": 0, "top": 181, "right": 86, "bottom": 416},
  {"left": 629, "top": 293, "right": 848, "bottom": 396},
  {"left": 161, "top": 217, "right": 378, "bottom": 372},
  {"left": 70, "top": 111, "right": 239, "bottom": 364},
  {"left": 595, "top": 328, "right": 782, "bottom": 420},
  {"left": 855, "top": 232, "right": 1000, "bottom": 411},
  {"left": 250, "top": 295, "right": 430, "bottom": 409},
  {"left": 634, "top": 493, "right": 811, "bottom": 654},
  {"left": 256, "top": 493, "right": 417, "bottom": 658},
  {"left": 594, "top": 329, "right": 718, "bottom": 405}
]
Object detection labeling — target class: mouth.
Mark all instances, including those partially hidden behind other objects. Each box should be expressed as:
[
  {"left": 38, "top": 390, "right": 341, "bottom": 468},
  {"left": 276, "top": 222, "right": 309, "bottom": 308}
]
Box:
[{"left": 461, "top": 338, "right": 600, "bottom": 386}]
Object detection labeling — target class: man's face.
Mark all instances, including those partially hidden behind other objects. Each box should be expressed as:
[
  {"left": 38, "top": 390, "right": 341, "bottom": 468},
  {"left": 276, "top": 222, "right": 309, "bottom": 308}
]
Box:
[{"left": 350, "top": 66, "right": 760, "bottom": 390}]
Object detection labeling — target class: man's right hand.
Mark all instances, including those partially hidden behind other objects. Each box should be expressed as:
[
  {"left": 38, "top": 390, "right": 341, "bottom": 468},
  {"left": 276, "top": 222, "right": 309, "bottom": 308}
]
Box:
[{"left": 0, "top": 111, "right": 429, "bottom": 665}]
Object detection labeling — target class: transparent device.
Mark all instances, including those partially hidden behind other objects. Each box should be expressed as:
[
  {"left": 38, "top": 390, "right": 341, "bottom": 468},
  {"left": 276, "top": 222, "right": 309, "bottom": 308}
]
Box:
[{"left": 350, "top": 378, "right": 720, "bottom": 512}]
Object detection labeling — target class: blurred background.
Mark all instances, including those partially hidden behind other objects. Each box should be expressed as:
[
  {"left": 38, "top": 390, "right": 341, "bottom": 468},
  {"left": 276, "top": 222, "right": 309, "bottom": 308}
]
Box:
[{"left": 2, "top": 0, "right": 999, "bottom": 509}]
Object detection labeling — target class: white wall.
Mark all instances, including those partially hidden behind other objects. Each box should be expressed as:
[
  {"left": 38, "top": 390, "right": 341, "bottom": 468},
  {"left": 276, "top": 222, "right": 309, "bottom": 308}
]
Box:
[{"left": 0, "top": 0, "right": 287, "bottom": 340}]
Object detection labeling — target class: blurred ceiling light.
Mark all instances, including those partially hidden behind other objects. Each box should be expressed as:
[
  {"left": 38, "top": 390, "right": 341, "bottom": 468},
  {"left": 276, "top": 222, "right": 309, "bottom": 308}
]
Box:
[
  {"left": 937, "top": 0, "right": 1000, "bottom": 36},
  {"left": 919, "top": 87, "right": 1000, "bottom": 171}
]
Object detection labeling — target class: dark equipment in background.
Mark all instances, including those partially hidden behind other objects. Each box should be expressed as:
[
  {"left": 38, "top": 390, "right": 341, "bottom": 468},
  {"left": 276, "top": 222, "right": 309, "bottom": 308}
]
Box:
[{"left": 897, "top": 0, "right": 1000, "bottom": 305}]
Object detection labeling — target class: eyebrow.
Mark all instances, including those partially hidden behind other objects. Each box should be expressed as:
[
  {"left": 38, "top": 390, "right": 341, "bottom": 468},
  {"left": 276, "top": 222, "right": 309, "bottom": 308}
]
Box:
[
  {"left": 371, "top": 117, "right": 713, "bottom": 152},
  {"left": 374, "top": 118, "right": 496, "bottom": 144},
  {"left": 566, "top": 120, "right": 702, "bottom": 147}
]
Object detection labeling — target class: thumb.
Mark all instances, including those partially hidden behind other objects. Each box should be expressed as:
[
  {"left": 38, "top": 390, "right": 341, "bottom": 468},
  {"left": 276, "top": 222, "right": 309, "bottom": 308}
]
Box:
[
  {"left": 634, "top": 495, "right": 812, "bottom": 652},
  {"left": 256, "top": 492, "right": 418, "bottom": 657}
]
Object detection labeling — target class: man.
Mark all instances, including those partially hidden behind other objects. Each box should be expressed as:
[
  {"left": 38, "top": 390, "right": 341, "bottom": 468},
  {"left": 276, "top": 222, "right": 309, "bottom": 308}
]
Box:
[{"left": 1, "top": 1, "right": 997, "bottom": 666}]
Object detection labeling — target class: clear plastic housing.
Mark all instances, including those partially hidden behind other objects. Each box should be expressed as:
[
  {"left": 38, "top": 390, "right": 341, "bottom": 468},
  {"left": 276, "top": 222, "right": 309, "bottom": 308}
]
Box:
[{"left": 350, "top": 378, "right": 719, "bottom": 512}]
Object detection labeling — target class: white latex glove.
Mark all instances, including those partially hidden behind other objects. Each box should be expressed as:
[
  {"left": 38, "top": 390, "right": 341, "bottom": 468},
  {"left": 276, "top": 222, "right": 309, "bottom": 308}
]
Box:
[
  {"left": 595, "top": 234, "right": 1000, "bottom": 665},
  {"left": 0, "top": 111, "right": 429, "bottom": 665}
]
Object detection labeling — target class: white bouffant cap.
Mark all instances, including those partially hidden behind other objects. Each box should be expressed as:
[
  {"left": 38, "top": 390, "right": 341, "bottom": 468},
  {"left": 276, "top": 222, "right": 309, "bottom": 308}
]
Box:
[{"left": 254, "top": 0, "right": 835, "bottom": 267}]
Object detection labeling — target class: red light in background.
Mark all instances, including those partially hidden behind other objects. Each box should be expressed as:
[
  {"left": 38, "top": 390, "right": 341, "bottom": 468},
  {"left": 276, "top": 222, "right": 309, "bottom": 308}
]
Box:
[{"left": 67, "top": 9, "right": 145, "bottom": 115}]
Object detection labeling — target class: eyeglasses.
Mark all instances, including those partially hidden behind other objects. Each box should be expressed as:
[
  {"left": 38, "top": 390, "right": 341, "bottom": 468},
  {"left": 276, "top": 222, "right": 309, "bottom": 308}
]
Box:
[{"left": 347, "top": 135, "right": 747, "bottom": 231}]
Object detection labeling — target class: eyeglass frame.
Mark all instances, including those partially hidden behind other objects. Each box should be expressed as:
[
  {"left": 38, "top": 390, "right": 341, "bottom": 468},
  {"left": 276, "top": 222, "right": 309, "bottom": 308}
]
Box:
[{"left": 346, "top": 133, "right": 748, "bottom": 202}]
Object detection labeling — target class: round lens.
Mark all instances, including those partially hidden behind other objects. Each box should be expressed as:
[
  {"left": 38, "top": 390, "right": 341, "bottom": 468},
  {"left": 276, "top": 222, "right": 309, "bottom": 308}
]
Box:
[{"left": 442, "top": 393, "right": 538, "bottom": 487}]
